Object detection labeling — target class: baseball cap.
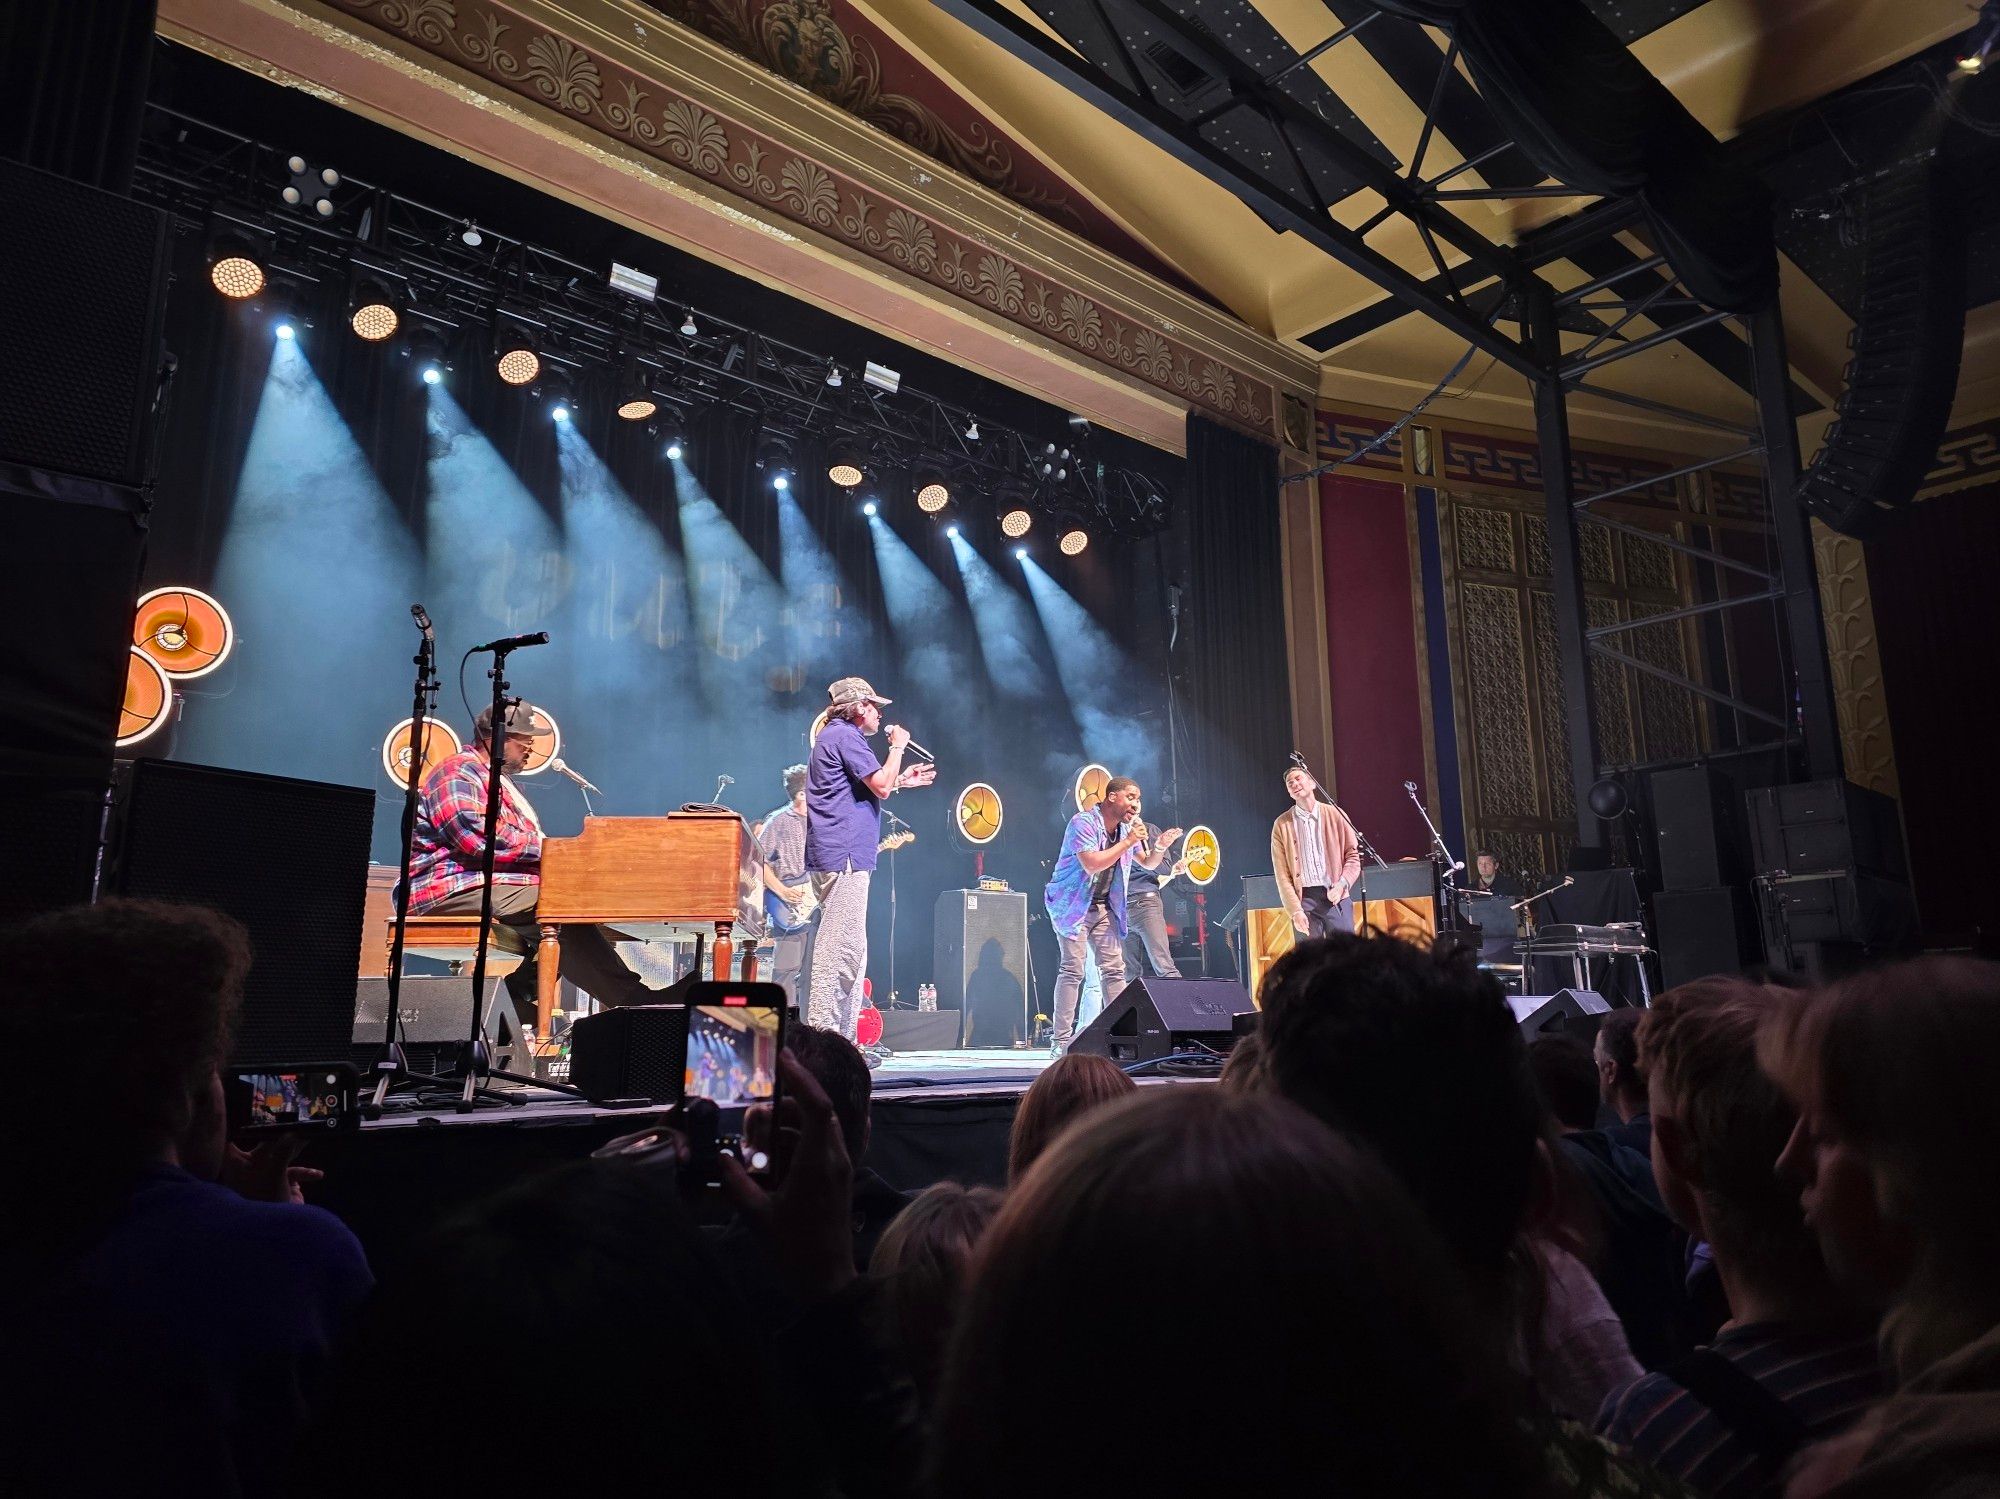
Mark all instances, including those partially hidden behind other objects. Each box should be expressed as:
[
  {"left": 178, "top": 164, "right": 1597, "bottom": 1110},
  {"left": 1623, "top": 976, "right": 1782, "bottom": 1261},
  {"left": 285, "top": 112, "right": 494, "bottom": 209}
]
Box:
[{"left": 827, "top": 676, "right": 891, "bottom": 708}]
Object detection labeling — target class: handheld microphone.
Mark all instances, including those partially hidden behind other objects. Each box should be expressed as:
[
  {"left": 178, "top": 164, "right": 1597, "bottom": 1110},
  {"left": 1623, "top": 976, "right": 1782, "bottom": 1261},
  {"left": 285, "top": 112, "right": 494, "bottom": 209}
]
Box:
[
  {"left": 472, "top": 631, "right": 549, "bottom": 653},
  {"left": 548, "top": 757, "right": 600, "bottom": 793},
  {"left": 411, "top": 603, "right": 434, "bottom": 640}
]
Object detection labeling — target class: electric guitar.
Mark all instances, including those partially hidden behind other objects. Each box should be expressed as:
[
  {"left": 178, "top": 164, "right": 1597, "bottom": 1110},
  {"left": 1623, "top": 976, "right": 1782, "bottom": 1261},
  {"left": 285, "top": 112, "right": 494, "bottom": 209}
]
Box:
[{"left": 763, "top": 829, "right": 915, "bottom": 932}]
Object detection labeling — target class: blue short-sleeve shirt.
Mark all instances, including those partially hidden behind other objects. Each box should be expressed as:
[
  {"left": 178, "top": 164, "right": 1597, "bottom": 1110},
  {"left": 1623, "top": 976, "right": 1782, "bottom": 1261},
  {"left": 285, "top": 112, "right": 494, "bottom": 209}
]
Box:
[
  {"left": 1045, "top": 808, "right": 1130, "bottom": 939},
  {"left": 805, "top": 717, "right": 884, "bottom": 873}
]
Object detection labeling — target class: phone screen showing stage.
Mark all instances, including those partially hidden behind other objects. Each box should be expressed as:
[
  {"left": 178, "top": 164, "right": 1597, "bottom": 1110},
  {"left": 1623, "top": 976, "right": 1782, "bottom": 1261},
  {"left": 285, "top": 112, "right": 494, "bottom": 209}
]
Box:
[{"left": 683, "top": 1002, "right": 782, "bottom": 1107}]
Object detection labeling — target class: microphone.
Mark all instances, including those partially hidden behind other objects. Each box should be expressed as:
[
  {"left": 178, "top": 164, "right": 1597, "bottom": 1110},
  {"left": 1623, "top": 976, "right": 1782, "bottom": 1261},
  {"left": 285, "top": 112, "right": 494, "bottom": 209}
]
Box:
[
  {"left": 1402, "top": 780, "right": 1418, "bottom": 793},
  {"left": 411, "top": 603, "right": 434, "bottom": 640},
  {"left": 904, "top": 740, "right": 936, "bottom": 763},
  {"left": 472, "top": 631, "right": 549, "bottom": 653},
  {"left": 548, "top": 757, "right": 600, "bottom": 793}
]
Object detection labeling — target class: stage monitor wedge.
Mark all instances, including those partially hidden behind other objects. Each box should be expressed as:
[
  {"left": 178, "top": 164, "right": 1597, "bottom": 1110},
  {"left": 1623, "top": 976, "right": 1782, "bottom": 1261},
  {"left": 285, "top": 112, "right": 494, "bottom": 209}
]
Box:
[
  {"left": 1507, "top": 988, "right": 1611, "bottom": 1044},
  {"left": 1070, "top": 976, "right": 1251, "bottom": 1064}
]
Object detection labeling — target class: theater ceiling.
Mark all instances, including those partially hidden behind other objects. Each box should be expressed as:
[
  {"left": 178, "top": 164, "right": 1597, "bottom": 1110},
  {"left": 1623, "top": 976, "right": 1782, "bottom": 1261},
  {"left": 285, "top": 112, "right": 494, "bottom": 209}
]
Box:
[{"left": 157, "top": 0, "right": 1997, "bottom": 454}]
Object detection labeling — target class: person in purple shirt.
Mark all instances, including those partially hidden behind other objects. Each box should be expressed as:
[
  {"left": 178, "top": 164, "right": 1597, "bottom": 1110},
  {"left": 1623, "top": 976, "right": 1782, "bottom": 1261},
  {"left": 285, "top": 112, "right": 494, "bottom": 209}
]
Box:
[{"left": 803, "top": 675, "right": 934, "bottom": 1039}]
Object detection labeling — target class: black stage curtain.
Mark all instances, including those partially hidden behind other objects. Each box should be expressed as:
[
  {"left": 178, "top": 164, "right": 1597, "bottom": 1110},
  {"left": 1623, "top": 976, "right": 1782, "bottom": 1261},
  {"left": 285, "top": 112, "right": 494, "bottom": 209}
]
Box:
[
  {"left": 1366, "top": 0, "right": 1774, "bottom": 312},
  {"left": 1866, "top": 485, "right": 2000, "bottom": 947},
  {"left": 1177, "top": 416, "right": 1288, "bottom": 887},
  {"left": 0, "top": 1, "right": 157, "bottom": 192}
]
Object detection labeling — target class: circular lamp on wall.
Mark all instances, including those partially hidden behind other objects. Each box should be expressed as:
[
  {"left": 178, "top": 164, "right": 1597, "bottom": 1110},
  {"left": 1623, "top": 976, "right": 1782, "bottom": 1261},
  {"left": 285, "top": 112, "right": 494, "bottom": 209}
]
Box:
[
  {"left": 954, "top": 782, "right": 1003, "bottom": 845},
  {"left": 134, "top": 586, "right": 234, "bottom": 678},
  {"left": 381, "top": 717, "right": 463, "bottom": 790},
  {"left": 1180, "top": 825, "right": 1221, "bottom": 887},
  {"left": 1073, "top": 762, "right": 1110, "bottom": 813},
  {"left": 118, "top": 647, "right": 174, "bottom": 748}
]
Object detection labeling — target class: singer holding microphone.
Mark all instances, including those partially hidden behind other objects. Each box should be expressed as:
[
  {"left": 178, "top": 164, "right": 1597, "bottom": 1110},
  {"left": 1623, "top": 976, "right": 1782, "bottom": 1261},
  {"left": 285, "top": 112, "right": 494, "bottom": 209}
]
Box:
[
  {"left": 803, "top": 676, "right": 935, "bottom": 1040},
  {"left": 1271, "top": 764, "right": 1362, "bottom": 940},
  {"left": 1044, "top": 776, "right": 1172, "bottom": 1050},
  {"left": 407, "top": 698, "right": 649, "bottom": 1023}
]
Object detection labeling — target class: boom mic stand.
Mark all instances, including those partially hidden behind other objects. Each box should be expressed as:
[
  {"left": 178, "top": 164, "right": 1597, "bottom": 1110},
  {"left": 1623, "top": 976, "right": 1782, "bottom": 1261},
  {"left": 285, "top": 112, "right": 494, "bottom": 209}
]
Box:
[
  {"left": 369, "top": 605, "right": 450, "bottom": 1112},
  {"left": 1404, "top": 780, "right": 1469, "bottom": 936},
  {"left": 457, "top": 639, "right": 582, "bottom": 1109}
]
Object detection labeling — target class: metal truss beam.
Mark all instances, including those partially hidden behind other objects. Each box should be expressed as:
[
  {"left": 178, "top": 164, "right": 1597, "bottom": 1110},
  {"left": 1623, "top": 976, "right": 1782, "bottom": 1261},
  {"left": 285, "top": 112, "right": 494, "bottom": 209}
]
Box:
[
  {"left": 1590, "top": 643, "right": 1789, "bottom": 729},
  {"left": 1572, "top": 443, "right": 1764, "bottom": 509},
  {"left": 1561, "top": 308, "right": 1738, "bottom": 382},
  {"left": 1585, "top": 589, "right": 1785, "bottom": 638},
  {"left": 1579, "top": 512, "right": 1777, "bottom": 582},
  {"left": 930, "top": 0, "right": 1547, "bottom": 378},
  {"left": 1566, "top": 382, "right": 1759, "bottom": 439}
]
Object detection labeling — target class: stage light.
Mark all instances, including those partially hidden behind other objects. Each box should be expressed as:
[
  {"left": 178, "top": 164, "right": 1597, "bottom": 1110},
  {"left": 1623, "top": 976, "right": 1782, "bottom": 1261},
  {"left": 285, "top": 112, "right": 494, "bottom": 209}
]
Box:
[
  {"left": 945, "top": 524, "right": 960, "bottom": 539},
  {"left": 666, "top": 437, "right": 684, "bottom": 459},
  {"left": 658, "top": 410, "right": 687, "bottom": 460},
  {"left": 964, "top": 420, "right": 979, "bottom": 441},
  {"left": 614, "top": 358, "right": 658, "bottom": 421},
  {"left": 274, "top": 320, "right": 296, "bottom": 340},
  {"left": 774, "top": 473, "right": 791, "bottom": 491},
  {"left": 914, "top": 463, "right": 951, "bottom": 512},
  {"left": 1037, "top": 443, "right": 1073, "bottom": 482},
  {"left": 999, "top": 503, "right": 1032, "bottom": 538},
  {"left": 460, "top": 220, "right": 483, "bottom": 247},
  {"left": 756, "top": 429, "right": 796, "bottom": 489},
  {"left": 207, "top": 228, "right": 267, "bottom": 299},
  {"left": 349, "top": 275, "right": 400, "bottom": 341},
  {"left": 1015, "top": 546, "right": 1028, "bottom": 560},
  {"left": 135, "top": 586, "right": 235, "bottom": 679},
  {"left": 282, "top": 156, "right": 339, "bottom": 217},
  {"left": 826, "top": 434, "right": 869, "bottom": 488},
  {"left": 1959, "top": 0, "right": 1999, "bottom": 72},
  {"left": 862, "top": 499, "right": 879, "bottom": 517},
  {"left": 680, "top": 310, "right": 699, "bottom": 336},
  {"left": 422, "top": 364, "right": 442, "bottom": 385},
  {"left": 1059, "top": 527, "right": 1089, "bottom": 556},
  {"left": 825, "top": 362, "right": 843, "bottom": 388}
]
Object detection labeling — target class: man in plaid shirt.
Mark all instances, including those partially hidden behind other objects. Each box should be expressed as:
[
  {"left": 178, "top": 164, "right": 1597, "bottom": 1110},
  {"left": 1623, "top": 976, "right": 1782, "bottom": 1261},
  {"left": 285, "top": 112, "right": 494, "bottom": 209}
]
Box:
[{"left": 409, "top": 699, "right": 647, "bottom": 1020}]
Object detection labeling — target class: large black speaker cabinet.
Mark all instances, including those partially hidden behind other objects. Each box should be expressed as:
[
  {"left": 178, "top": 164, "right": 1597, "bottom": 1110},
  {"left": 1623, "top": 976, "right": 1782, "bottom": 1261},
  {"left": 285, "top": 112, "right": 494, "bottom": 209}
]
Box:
[
  {"left": 1070, "top": 977, "right": 1251, "bottom": 1064},
  {"left": 0, "top": 158, "right": 169, "bottom": 488},
  {"left": 568, "top": 1004, "right": 690, "bottom": 1103},
  {"left": 1797, "top": 160, "right": 1966, "bottom": 540},
  {"left": 934, "top": 888, "right": 1029, "bottom": 1047},
  {"left": 1652, "top": 765, "right": 1733, "bottom": 891},
  {"left": 107, "top": 760, "right": 374, "bottom": 1071},
  {"left": 1652, "top": 886, "right": 1750, "bottom": 989},
  {"left": 350, "top": 975, "right": 513, "bottom": 1076},
  {"left": 1507, "top": 989, "right": 1611, "bottom": 1043},
  {"left": 1745, "top": 780, "right": 1907, "bottom": 883}
]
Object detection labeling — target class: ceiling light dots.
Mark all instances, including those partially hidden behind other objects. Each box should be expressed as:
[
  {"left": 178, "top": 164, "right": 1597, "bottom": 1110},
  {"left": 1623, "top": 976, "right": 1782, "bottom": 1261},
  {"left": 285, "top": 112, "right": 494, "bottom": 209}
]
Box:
[
  {"left": 348, "top": 274, "right": 400, "bottom": 342},
  {"left": 913, "top": 463, "right": 952, "bottom": 513},
  {"left": 1059, "top": 527, "right": 1090, "bottom": 556},
  {"left": 207, "top": 226, "right": 267, "bottom": 300},
  {"left": 614, "top": 356, "right": 658, "bottom": 421},
  {"left": 826, "top": 434, "right": 870, "bottom": 488},
  {"left": 494, "top": 316, "right": 540, "bottom": 386},
  {"left": 282, "top": 155, "right": 339, "bottom": 217}
]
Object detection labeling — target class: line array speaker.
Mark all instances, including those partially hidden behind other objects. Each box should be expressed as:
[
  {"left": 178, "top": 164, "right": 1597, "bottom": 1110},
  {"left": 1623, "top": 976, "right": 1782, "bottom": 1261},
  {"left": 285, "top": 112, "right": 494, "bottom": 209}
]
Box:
[
  {"left": 107, "top": 759, "right": 374, "bottom": 1071},
  {"left": 1652, "top": 886, "right": 1750, "bottom": 989}
]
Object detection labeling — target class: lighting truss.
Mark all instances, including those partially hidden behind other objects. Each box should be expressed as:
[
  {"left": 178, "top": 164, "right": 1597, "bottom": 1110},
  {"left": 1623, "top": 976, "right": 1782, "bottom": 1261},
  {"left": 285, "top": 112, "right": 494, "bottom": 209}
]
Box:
[{"left": 133, "top": 105, "right": 1173, "bottom": 540}]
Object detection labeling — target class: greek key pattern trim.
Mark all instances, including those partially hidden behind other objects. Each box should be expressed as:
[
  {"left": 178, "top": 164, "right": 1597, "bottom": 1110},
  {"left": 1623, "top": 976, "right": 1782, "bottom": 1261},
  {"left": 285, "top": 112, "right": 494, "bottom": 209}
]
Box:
[
  {"left": 333, "top": 0, "right": 1277, "bottom": 433},
  {"left": 1920, "top": 414, "right": 2000, "bottom": 500},
  {"left": 1438, "top": 430, "right": 1679, "bottom": 505}
]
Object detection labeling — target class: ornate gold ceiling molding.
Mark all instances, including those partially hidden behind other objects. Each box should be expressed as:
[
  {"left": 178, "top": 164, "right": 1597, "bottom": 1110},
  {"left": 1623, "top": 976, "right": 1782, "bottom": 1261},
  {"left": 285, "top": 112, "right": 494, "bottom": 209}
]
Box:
[{"left": 161, "top": 0, "right": 1316, "bottom": 452}]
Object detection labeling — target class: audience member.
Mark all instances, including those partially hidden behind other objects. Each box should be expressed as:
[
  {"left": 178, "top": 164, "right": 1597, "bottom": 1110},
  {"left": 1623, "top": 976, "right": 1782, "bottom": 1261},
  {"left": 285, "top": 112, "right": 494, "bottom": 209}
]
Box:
[
  {"left": 1761, "top": 957, "right": 2000, "bottom": 1498},
  {"left": 1530, "top": 1033, "right": 1691, "bottom": 1370},
  {"left": 0, "top": 901, "right": 373, "bottom": 1499},
  {"left": 1005, "top": 1050, "right": 1136, "bottom": 1183},
  {"left": 1596, "top": 1008, "right": 1652, "bottom": 1155},
  {"left": 1218, "top": 1028, "right": 1267, "bottom": 1094},
  {"left": 787, "top": 1023, "right": 910, "bottom": 1268},
  {"left": 1258, "top": 934, "right": 1702, "bottom": 1490},
  {"left": 931, "top": 1088, "right": 1543, "bottom": 1498},
  {"left": 1596, "top": 977, "right": 1884, "bottom": 1497},
  {"left": 868, "top": 1181, "right": 1003, "bottom": 1394}
]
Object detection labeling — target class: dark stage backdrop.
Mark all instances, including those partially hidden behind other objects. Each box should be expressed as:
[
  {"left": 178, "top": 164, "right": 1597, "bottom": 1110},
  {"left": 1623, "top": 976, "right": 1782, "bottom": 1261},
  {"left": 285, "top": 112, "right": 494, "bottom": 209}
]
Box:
[{"left": 137, "top": 233, "right": 1206, "bottom": 1011}]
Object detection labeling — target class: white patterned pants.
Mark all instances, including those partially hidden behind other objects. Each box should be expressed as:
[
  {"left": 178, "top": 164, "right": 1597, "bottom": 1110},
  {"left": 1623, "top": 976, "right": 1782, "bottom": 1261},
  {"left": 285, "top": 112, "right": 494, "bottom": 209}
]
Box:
[
  {"left": 1054, "top": 904, "right": 1125, "bottom": 1047},
  {"left": 806, "top": 868, "right": 870, "bottom": 1039}
]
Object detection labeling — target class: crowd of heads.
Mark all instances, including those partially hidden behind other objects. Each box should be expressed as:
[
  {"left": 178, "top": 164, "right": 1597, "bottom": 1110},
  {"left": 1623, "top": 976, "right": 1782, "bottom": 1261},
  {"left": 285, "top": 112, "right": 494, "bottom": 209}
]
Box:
[{"left": 5, "top": 894, "right": 1999, "bottom": 1498}]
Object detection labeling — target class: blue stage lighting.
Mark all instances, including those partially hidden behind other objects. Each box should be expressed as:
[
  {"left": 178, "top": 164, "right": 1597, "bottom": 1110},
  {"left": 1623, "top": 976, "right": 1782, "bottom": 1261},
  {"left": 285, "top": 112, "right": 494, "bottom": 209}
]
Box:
[
  {"left": 862, "top": 499, "right": 879, "bottom": 517},
  {"left": 421, "top": 364, "right": 443, "bottom": 386},
  {"left": 665, "top": 440, "right": 684, "bottom": 460},
  {"left": 274, "top": 321, "right": 296, "bottom": 340},
  {"left": 946, "top": 524, "right": 960, "bottom": 539},
  {"left": 773, "top": 473, "right": 790, "bottom": 491},
  {"left": 551, "top": 402, "right": 571, "bottom": 423},
  {"left": 1015, "top": 547, "right": 1028, "bottom": 560}
]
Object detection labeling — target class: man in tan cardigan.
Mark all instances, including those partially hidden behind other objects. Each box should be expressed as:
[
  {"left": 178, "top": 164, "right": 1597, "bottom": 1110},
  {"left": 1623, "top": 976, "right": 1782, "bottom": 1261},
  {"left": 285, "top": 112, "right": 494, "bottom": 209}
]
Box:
[{"left": 1270, "top": 766, "right": 1362, "bottom": 938}]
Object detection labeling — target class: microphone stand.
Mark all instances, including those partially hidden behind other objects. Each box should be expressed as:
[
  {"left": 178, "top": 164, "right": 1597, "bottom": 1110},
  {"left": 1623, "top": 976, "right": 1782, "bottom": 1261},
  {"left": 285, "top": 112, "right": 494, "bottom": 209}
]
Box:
[
  {"left": 1404, "top": 782, "right": 1467, "bottom": 934},
  {"left": 458, "top": 645, "right": 581, "bottom": 1109},
  {"left": 370, "top": 606, "right": 446, "bottom": 1112}
]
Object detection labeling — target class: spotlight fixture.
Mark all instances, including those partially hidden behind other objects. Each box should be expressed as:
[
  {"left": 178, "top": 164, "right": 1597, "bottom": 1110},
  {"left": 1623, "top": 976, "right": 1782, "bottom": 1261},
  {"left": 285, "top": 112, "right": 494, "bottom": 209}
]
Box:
[
  {"left": 614, "top": 357, "right": 658, "bottom": 421},
  {"left": 274, "top": 321, "right": 296, "bottom": 341},
  {"left": 964, "top": 420, "right": 980, "bottom": 441},
  {"left": 826, "top": 434, "right": 869, "bottom": 488},
  {"left": 862, "top": 499, "right": 879, "bottom": 517},
  {"left": 755, "top": 429, "right": 796, "bottom": 488},
  {"left": 460, "top": 220, "right": 483, "bottom": 247},
  {"left": 404, "top": 324, "right": 452, "bottom": 385},
  {"left": 775, "top": 473, "right": 791, "bottom": 491},
  {"left": 1036, "top": 442, "right": 1073, "bottom": 482},
  {"left": 348, "top": 275, "right": 400, "bottom": 342},
  {"left": 1014, "top": 547, "right": 1028, "bottom": 561},
  {"left": 658, "top": 410, "right": 687, "bottom": 460},
  {"left": 207, "top": 227, "right": 267, "bottom": 300},
  {"left": 946, "top": 524, "right": 960, "bottom": 539},
  {"left": 494, "top": 318, "right": 540, "bottom": 386},
  {"left": 542, "top": 368, "right": 576, "bottom": 422},
  {"left": 1059, "top": 527, "right": 1090, "bottom": 556},
  {"left": 680, "top": 309, "right": 699, "bottom": 337},
  {"left": 282, "top": 156, "right": 339, "bottom": 216},
  {"left": 551, "top": 402, "right": 572, "bottom": 423},
  {"left": 825, "top": 362, "right": 844, "bottom": 388},
  {"left": 913, "top": 464, "right": 951, "bottom": 513},
  {"left": 997, "top": 484, "right": 1033, "bottom": 538},
  {"left": 422, "top": 365, "right": 442, "bottom": 386}
]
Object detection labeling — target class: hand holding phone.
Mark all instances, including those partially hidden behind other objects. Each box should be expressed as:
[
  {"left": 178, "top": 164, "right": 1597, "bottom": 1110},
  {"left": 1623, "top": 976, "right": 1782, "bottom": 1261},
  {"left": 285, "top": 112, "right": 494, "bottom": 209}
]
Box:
[{"left": 718, "top": 1050, "right": 856, "bottom": 1298}]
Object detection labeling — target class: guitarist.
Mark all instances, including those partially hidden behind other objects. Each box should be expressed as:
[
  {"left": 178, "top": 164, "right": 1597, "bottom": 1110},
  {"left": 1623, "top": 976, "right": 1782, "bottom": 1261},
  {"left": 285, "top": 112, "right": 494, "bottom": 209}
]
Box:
[
  {"left": 758, "top": 764, "right": 814, "bottom": 1005},
  {"left": 1123, "top": 818, "right": 1186, "bottom": 978}
]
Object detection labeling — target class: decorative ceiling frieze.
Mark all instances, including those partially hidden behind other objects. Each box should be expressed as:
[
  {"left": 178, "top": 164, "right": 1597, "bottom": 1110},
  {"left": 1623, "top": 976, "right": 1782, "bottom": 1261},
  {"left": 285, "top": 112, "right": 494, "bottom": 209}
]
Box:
[{"left": 308, "top": 0, "right": 1305, "bottom": 442}]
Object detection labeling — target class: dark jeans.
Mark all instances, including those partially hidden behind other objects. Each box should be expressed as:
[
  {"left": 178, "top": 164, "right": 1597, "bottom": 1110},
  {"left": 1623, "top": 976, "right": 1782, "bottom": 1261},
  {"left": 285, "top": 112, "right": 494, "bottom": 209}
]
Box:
[
  {"left": 419, "top": 883, "right": 649, "bottom": 1015},
  {"left": 1123, "top": 890, "right": 1180, "bottom": 977},
  {"left": 1299, "top": 884, "right": 1354, "bottom": 940}
]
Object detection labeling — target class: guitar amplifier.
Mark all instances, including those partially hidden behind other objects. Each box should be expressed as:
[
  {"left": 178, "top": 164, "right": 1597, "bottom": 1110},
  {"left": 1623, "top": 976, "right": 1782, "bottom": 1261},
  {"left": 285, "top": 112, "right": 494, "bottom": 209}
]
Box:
[{"left": 933, "top": 888, "right": 1029, "bottom": 1047}]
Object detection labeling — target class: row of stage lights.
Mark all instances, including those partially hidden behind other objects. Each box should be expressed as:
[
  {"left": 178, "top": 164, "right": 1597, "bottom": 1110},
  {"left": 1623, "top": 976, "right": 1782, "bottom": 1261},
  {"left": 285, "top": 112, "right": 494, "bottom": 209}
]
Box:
[{"left": 212, "top": 237, "right": 1100, "bottom": 555}]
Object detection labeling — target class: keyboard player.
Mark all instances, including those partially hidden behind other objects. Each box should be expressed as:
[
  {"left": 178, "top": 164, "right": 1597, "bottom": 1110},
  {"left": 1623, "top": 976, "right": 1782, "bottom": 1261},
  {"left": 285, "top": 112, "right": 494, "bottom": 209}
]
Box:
[{"left": 407, "top": 699, "right": 649, "bottom": 1023}]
